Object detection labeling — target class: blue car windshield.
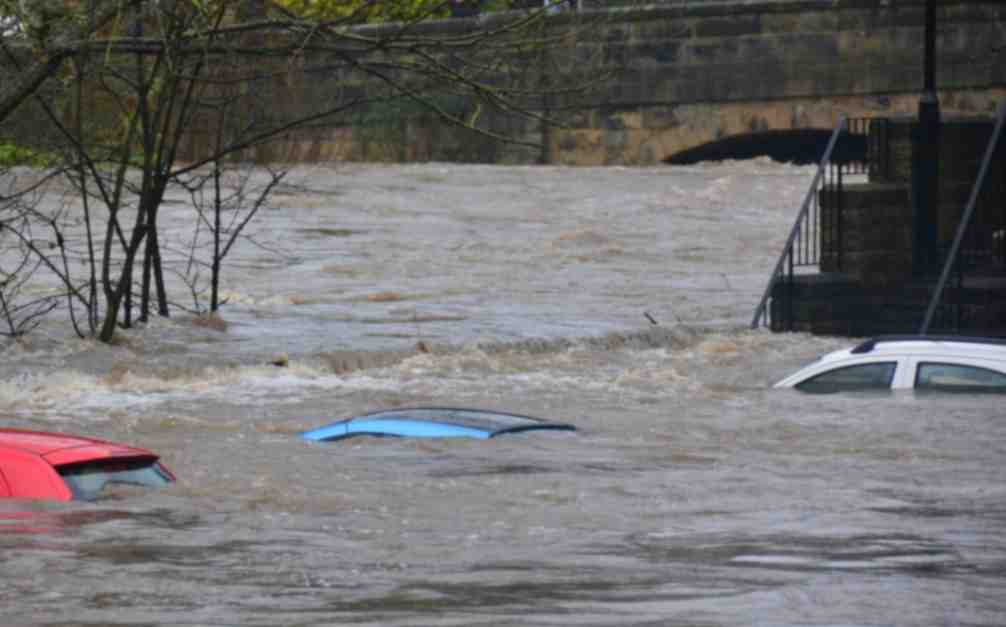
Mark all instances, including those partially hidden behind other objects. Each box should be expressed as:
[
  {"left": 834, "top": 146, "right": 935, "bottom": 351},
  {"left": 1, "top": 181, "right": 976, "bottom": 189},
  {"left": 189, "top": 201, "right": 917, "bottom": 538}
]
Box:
[
  {"left": 303, "top": 407, "right": 576, "bottom": 442},
  {"left": 58, "top": 460, "right": 173, "bottom": 501}
]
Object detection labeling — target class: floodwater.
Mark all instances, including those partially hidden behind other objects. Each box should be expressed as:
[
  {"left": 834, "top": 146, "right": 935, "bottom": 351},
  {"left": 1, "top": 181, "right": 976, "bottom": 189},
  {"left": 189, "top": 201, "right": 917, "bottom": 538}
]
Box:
[{"left": 1, "top": 161, "right": 1004, "bottom": 626}]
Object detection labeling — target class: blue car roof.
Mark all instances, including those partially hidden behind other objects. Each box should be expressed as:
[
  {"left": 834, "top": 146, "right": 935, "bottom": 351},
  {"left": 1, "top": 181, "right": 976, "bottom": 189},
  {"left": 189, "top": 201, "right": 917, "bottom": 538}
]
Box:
[{"left": 302, "top": 407, "right": 576, "bottom": 442}]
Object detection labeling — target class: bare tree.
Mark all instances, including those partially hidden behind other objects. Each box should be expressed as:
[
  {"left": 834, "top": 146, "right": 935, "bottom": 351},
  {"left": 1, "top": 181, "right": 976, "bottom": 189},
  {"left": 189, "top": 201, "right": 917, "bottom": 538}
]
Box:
[
  {"left": 177, "top": 162, "right": 286, "bottom": 314},
  {"left": 0, "top": 0, "right": 610, "bottom": 342},
  {"left": 0, "top": 167, "right": 71, "bottom": 336}
]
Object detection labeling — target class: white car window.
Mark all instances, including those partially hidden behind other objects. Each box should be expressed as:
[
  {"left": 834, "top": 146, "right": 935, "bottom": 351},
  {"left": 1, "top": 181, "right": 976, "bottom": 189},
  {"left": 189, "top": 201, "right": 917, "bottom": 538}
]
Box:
[
  {"left": 915, "top": 362, "right": 1006, "bottom": 391},
  {"left": 795, "top": 361, "right": 897, "bottom": 393}
]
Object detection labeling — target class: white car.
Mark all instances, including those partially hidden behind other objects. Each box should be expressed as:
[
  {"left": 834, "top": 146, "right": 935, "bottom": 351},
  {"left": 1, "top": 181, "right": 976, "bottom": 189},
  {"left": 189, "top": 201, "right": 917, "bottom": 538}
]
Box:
[{"left": 774, "top": 336, "right": 1006, "bottom": 393}]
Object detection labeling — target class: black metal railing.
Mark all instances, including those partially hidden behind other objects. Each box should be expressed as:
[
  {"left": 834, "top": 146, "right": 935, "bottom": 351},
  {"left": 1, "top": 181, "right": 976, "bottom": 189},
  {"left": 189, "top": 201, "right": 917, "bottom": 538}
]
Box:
[
  {"left": 750, "top": 116, "right": 871, "bottom": 331},
  {"left": 919, "top": 101, "right": 1006, "bottom": 335}
]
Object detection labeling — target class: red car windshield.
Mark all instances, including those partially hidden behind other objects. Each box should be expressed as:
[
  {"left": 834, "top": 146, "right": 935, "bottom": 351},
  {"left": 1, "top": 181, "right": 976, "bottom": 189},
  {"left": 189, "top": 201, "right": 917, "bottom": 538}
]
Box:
[{"left": 57, "top": 459, "right": 174, "bottom": 501}]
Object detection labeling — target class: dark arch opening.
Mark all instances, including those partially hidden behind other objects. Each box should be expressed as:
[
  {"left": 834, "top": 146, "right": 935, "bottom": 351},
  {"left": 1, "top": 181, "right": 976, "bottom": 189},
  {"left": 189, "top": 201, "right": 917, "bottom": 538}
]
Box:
[{"left": 664, "top": 129, "right": 867, "bottom": 166}]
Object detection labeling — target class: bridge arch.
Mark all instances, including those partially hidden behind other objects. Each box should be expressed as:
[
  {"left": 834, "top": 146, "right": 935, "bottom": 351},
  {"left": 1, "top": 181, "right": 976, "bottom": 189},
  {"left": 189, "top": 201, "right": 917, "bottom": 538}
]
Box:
[{"left": 663, "top": 128, "right": 867, "bottom": 166}]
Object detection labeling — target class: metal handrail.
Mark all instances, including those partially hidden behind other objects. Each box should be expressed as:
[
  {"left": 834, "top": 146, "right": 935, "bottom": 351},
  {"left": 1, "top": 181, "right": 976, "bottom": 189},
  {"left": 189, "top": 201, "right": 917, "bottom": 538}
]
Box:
[
  {"left": 919, "top": 100, "right": 1006, "bottom": 335},
  {"left": 750, "top": 116, "right": 848, "bottom": 329}
]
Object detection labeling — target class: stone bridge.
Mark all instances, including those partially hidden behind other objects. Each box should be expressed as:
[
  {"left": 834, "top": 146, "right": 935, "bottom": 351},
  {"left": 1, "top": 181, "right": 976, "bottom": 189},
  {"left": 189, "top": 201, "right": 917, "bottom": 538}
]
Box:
[
  {"left": 258, "top": 0, "right": 1006, "bottom": 165},
  {"left": 543, "top": 0, "right": 1006, "bottom": 165}
]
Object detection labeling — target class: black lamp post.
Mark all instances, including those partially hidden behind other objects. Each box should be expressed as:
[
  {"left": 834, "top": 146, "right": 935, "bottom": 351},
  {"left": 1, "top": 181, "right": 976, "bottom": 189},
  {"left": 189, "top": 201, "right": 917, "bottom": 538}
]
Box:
[{"left": 913, "top": 0, "right": 941, "bottom": 276}]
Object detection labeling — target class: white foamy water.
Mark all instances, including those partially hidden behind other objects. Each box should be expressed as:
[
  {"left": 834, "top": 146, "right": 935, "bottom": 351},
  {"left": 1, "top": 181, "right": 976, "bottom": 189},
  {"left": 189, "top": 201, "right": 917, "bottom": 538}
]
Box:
[{"left": 1, "top": 161, "right": 1004, "bottom": 626}]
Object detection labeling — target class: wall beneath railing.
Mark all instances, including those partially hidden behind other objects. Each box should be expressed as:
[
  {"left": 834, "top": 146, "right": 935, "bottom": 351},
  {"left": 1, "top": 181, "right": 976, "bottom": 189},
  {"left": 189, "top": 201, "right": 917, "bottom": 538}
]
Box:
[{"left": 253, "top": 0, "right": 1006, "bottom": 165}]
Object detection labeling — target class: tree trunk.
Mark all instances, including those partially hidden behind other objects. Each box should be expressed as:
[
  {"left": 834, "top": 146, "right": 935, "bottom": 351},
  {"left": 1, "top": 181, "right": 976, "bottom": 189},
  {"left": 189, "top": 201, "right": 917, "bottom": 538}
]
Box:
[{"left": 211, "top": 163, "right": 222, "bottom": 311}]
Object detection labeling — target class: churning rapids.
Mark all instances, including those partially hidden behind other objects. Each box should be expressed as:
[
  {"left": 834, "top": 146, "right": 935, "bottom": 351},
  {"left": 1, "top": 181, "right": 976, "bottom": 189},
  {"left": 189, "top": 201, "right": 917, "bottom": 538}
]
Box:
[{"left": 2, "top": 161, "right": 1004, "bottom": 626}]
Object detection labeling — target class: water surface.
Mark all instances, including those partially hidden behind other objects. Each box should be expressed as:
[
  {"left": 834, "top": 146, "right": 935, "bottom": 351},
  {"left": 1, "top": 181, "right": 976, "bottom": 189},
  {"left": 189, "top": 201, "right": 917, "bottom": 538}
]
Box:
[{"left": 2, "top": 161, "right": 1003, "bottom": 626}]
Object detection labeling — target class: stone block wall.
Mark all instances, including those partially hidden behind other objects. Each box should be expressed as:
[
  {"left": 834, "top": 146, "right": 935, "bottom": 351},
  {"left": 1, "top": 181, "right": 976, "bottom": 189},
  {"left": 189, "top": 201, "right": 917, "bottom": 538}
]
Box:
[
  {"left": 542, "top": 0, "right": 1006, "bottom": 165},
  {"left": 4, "top": 0, "right": 1006, "bottom": 165},
  {"left": 772, "top": 272, "right": 1006, "bottom": 336},
  {"left": 816, "top": 110, "right": 1004, "bottom": 322},
  {"left": 858, "top": 115, "right": 1006, "bottom": 268},
  {"left": 173, "top": 0, "right": 1006, "bottom": 165},
  {"left": 821, "top": 178, "right": 1004, "bottom": 287},
  {"left": 821, "top": 182, "right": 914, "bottom": 285}
]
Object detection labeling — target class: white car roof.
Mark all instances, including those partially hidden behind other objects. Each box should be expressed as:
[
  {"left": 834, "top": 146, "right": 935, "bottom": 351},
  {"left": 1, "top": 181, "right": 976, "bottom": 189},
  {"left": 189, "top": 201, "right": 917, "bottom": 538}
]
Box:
[
  {"left": 831, "top": 335, "right": 1006, "bottom": 362},
  {"left": 775, "top": 335, "right": 1006, "bottom": 388}
]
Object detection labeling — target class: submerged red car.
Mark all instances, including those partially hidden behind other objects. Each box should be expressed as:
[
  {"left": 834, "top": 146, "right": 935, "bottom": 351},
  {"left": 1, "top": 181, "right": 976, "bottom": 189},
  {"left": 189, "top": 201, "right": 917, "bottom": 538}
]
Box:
[{"left": 0, "top": 429, "right": 175, "bottom": 501}]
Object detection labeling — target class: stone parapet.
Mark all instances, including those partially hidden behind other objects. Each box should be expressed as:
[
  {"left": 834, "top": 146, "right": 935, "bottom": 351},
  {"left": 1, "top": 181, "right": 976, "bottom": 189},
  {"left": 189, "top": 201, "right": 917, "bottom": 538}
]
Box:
[{"left": 4, "top": 0, "right": 1005, "bottom": 165}]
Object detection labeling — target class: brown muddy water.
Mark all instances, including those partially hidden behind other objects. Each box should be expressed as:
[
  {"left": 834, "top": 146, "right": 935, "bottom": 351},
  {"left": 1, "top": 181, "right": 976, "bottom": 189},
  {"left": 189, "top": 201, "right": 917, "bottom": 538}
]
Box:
[{"left": 1, "top": 162, "right": 1004, "bottom": 626}]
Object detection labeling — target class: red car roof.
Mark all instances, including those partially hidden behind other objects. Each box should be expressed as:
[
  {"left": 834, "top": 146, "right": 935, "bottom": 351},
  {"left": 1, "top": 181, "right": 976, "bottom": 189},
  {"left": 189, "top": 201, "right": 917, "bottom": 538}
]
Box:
[{"left": 0, "top": 429, "right": 158, "bottom": 467}]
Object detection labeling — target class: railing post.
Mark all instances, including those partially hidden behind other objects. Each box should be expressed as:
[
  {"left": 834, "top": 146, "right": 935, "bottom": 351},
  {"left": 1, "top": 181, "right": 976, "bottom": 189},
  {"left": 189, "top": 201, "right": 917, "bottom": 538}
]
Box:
[{"left": 786, "top": 250, "right": 795, "bottom": 331}]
